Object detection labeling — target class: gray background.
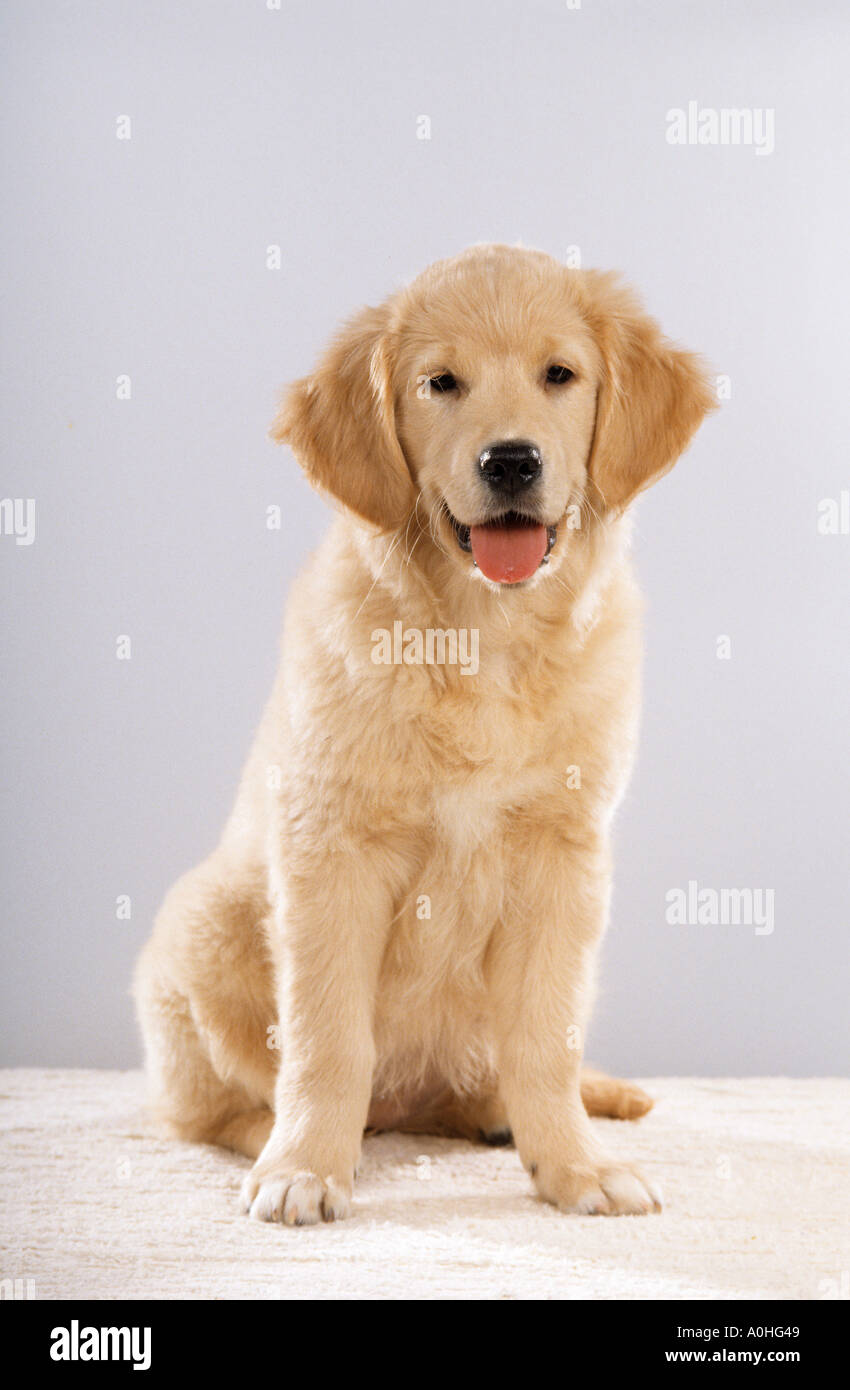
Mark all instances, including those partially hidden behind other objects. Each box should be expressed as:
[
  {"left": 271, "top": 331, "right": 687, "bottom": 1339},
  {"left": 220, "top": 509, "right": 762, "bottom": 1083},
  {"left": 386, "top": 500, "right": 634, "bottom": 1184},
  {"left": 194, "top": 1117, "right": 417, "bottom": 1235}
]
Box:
[{"left": 2, "top": 0, "right": 848, "bottom": 1074}]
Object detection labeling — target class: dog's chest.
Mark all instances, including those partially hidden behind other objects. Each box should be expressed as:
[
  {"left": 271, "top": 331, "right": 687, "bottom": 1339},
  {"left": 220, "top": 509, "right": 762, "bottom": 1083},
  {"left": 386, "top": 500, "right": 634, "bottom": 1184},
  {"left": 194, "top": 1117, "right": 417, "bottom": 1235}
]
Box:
[
  {"left": 430, "top": 777, "right": 501, "bottom": 852},
  {"left": 383, "top": 756, "right": 543, "bottom": 998},
  {"left": 371, "top": 657, "right": 592, "bottom": 1073},
  {"left": 421, "top": 671, "right": 571, "bottom": 818}
]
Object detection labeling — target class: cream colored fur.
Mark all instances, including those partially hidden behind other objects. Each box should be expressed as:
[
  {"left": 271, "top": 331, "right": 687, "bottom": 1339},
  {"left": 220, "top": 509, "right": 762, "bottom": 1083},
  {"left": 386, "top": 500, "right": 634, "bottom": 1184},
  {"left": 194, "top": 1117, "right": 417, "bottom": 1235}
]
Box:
[{"left": 134, "top": 244, "right": 715, "bottom": 1225}]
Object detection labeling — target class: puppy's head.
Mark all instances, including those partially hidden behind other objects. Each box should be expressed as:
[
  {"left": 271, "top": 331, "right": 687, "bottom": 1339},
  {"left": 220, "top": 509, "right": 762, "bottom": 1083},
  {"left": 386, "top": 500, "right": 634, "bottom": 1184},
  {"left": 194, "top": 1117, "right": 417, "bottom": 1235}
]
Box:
[{"left": 273, "top": 245, "right": 715, "bottom": 588}]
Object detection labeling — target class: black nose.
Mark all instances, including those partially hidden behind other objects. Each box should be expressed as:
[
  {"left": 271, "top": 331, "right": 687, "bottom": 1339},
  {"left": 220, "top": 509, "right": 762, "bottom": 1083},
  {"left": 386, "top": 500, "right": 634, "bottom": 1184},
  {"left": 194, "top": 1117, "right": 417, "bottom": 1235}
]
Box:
[{"left": 478, "top": 440, "right": 542, "bottom": 495}]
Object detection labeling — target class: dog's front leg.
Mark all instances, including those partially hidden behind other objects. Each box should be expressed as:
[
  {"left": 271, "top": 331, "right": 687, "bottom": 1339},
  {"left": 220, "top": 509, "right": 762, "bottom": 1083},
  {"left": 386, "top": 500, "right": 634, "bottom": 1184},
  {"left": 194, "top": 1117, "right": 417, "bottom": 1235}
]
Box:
[
  {"left": 240, "top": 847, "right": 395, "bottom": 1226},
  {"left": 489, "top": 829, "right": 662, "bottom": 1216}
]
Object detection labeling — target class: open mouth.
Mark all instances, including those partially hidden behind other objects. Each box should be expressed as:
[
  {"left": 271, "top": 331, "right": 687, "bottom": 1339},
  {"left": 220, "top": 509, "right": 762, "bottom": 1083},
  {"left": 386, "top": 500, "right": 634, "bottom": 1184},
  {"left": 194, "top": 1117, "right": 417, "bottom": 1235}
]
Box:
[{"left": 447, "top": 508, "right": 558, "bottom": 585}]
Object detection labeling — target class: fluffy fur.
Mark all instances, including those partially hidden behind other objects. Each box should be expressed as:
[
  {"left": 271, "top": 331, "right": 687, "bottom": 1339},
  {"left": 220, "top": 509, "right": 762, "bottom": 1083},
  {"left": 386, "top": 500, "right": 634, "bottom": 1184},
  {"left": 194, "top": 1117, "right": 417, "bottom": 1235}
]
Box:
[{"left": 134, "top": 244, "right": 715, "bottom": 1224}]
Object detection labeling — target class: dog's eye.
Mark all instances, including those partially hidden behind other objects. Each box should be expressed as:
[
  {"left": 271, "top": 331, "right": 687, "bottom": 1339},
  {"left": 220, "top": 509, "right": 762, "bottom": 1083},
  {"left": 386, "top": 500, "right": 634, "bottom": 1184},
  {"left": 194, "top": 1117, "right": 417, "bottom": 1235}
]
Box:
[
  {"left": 546, "top": 364, "right": 574, "bottom": 385},
  {"left": 429, "top": 372, "right": 459, "bottom": 394}
]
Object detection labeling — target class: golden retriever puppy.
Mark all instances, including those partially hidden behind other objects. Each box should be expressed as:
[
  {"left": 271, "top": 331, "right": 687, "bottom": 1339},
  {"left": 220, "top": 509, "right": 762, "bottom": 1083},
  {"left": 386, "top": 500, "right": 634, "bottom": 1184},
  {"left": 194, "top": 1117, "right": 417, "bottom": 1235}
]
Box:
[{"left": 134, "top": 243, "right": 714, "bottom": 1224}]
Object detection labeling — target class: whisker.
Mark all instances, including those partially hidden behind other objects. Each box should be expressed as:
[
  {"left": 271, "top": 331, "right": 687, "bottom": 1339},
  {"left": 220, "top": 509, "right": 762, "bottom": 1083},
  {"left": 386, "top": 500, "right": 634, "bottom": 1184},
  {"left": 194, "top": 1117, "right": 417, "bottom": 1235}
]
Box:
[
  {"left": 351, "top": 528, "right": 403, "bottom": 623},
  {"left": 552, "top": 572, "right": 579, "bottom": 604},
  {"left": 587, "top": 480, "right": 609, "bottom": 515},
  {"left": 427, "top": 497, "right": 451, "bottom": 558},
  {"left": 584, "top": 496, "right": 604, "bottom": 529},
  {"left": 400, "top": 502, "right": 419, "bottom": 568},
  {"left": 403, "top": 526, "right": 424, "bottom": 569}
]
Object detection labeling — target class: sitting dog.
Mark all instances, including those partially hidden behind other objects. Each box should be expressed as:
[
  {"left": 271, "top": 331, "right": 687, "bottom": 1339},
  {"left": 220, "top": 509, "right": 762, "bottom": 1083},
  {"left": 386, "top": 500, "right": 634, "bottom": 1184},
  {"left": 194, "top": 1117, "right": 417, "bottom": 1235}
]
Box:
[{"left": 134, "top": 244, "right": 714, "bottom": 1224}]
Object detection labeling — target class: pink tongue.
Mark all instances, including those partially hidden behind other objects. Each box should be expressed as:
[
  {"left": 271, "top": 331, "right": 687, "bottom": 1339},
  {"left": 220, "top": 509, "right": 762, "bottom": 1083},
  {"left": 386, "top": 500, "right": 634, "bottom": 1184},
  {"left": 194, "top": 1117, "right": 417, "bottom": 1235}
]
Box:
[{"left": 469, "top": 522, "right": 548, "bottom": 584}]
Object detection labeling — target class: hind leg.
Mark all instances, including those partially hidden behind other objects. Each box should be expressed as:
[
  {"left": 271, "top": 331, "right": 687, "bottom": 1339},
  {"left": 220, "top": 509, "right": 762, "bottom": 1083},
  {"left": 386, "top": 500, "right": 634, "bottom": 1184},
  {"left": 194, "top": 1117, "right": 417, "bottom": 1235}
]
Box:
[
  {"left": 133, "top": 854, "right": 278, "bottom": 1157},
  {"left": 134, "top": 953, "right": 269, "bottom": 1152},
  {"left": 215, "top": 1108, "right": 275, "bottom": 1159}
]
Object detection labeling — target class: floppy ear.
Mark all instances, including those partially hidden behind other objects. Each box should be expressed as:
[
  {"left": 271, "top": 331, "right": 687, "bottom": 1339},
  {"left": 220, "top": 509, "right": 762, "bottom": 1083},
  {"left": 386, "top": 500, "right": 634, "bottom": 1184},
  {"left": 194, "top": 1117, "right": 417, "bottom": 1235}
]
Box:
[
  {"left": 271, "top": 303, "right": 415, "bottom": 531},
  {"left": 581, "top": 272, "right": 716, "bottom": 513}
]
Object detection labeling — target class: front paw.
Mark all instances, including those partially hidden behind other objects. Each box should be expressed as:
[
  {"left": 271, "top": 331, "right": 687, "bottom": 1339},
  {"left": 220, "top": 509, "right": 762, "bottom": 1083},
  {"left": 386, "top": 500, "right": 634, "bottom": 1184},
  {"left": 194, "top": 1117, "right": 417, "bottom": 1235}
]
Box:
[
  {"left": 531, "top": 1159, "right": 662, "bottom": 1216},
  {"left": 240, "top": 1163, "right": 352, "bottom": 1226}
]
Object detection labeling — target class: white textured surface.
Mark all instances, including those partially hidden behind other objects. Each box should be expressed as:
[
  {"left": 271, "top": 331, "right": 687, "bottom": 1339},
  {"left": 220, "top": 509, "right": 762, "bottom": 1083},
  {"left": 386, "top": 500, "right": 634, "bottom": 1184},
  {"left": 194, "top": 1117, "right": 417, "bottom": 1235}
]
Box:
[{"left": 1, "top": 1070, "right": 848, "bottom": 1301}]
